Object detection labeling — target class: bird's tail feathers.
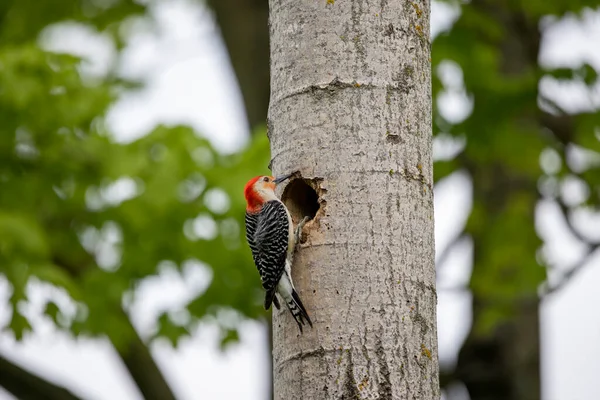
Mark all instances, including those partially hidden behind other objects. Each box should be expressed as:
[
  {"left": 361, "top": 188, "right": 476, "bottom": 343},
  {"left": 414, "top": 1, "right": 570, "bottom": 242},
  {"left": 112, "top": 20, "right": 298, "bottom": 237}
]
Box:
[
  {"left": 264, "top": 289, "right": 278, "bottom": 310},
  {"left": 286, "top": 289, "right": 313, "bottom": 333}
]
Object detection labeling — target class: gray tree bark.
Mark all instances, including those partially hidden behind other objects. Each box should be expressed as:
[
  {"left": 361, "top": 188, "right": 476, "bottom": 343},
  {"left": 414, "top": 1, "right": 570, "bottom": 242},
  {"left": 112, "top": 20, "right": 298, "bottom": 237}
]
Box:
[{"left": 267, "top": 1, "right": 438, "bottom": 399}]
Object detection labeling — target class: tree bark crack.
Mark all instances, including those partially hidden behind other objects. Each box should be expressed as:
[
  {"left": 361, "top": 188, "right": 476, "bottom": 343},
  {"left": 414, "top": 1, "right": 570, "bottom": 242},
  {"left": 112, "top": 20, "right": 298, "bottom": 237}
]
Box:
[{"left": 273, "top": 78, "right": 414, "bottom": 104}]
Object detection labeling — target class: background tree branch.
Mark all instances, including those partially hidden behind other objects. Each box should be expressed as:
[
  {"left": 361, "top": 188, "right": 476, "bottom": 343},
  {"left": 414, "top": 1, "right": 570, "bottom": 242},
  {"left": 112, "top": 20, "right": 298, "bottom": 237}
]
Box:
[
  {"left": 542, "top": 246, "right": 600, "bottom": 296},
  {"left": 207, "top": 0, "right": 270, "bottom": 129},
  {"left": 0, "top": 353, "right": 83, "bottom": 400},
  {"left": 50, "top": 256, "right": 177, "bottom": 400}
]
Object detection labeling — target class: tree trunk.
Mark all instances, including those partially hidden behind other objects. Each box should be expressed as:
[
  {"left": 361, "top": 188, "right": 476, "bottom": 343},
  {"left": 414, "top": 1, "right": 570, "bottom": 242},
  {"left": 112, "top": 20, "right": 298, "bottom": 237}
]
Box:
[
  {"left": 208, "top": 0, "right": 270, "bottom": 129},
  {"left": 452, "top": 4, "right": 542, "bottom": 400},
  {"left": 455, "top": 298, "right": 540, "bottom": 400},
  {"left": 268, "top": 1, "right": 438, "bottom": 399}
]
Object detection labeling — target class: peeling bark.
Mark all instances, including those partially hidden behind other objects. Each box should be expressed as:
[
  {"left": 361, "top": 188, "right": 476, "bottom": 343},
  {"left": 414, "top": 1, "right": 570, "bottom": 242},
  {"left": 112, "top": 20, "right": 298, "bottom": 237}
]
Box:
[{"left": 268, "top": 0, "right": 438, "bottom": 398}]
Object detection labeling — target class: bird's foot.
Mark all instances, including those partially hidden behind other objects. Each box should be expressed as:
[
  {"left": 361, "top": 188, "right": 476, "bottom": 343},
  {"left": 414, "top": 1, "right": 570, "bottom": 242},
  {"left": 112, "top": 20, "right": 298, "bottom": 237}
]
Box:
[{"left": 294, "top": 216, "right": 310, "bottom": 248}]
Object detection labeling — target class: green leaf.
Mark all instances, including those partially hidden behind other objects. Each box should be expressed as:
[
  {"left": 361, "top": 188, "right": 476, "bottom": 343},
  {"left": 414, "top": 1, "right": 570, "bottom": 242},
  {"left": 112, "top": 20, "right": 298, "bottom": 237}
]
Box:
[
  {"left": 219, "top": 328, "right": 240, "bottom": 350},
  {"left": 9, "top": 312, "right": 32, "bottom": 341},
  {"left": 153, "top": 313, "right": 190, "bottom": 348},
  {"left": 43, "top": 301, "right": 62, "bottom": 326}
]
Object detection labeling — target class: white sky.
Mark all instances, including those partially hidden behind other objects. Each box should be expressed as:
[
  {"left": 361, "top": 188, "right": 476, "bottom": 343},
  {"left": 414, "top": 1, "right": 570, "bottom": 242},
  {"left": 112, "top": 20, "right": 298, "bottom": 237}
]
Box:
[{"left": 1, "top": 1, "right": 599, "bottom": 399}]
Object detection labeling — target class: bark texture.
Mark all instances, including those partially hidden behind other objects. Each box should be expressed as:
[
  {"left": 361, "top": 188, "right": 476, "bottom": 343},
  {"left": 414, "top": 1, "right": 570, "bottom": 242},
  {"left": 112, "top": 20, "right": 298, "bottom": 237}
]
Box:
[{"left": 268, "top": 1, "right": 438, "bottom": 399}]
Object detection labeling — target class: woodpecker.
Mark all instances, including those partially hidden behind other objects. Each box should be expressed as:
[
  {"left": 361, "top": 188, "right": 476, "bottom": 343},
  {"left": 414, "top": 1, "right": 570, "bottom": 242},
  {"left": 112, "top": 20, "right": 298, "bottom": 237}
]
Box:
[{"left": 244, "top": 174, "right": 312, "bottom": 332}]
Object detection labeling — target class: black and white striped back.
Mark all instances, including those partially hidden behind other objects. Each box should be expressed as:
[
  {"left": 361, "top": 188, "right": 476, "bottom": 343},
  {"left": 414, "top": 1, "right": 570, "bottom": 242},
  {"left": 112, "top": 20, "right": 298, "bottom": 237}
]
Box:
[{"left": 245, "top": 200, "right": 290, "bottom": 306}]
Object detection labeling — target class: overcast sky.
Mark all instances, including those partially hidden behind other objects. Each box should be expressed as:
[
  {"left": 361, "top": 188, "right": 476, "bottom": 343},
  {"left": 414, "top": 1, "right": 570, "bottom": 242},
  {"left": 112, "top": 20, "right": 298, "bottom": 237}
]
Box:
[{"left": 1, "top": 1, "right": 599, "bottom": 399}]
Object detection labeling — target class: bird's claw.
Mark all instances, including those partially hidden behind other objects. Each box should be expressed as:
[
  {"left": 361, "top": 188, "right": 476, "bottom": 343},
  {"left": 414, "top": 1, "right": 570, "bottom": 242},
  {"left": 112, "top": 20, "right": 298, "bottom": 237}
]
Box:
[{"left": 294, "top": 216, "right": 310, "bottom": 248}]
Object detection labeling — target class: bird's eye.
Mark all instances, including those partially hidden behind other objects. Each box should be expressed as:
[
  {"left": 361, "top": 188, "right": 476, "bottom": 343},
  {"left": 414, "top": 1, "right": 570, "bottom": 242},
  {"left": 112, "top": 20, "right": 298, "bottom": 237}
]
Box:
[{"left": 263, "top": 177, "right": 269, "bottom": 182}]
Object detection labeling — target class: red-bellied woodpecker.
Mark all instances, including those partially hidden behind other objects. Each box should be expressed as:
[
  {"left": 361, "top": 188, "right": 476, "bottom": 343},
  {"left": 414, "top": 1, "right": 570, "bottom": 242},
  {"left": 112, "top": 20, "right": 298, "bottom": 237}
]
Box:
[{"left": 243, "top": 174, "right": 312, "bottom": 332}]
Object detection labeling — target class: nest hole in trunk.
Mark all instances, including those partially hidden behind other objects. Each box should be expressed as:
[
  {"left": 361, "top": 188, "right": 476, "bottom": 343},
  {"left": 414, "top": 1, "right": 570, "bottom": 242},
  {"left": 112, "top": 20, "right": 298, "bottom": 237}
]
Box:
[{"left": 281, "top": 178, "right": 321, "bottom": 225}]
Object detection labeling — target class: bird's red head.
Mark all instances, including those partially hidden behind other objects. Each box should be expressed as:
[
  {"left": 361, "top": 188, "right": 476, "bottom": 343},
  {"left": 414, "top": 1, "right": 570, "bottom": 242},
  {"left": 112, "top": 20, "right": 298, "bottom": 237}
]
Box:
[{"left": 244, "top": 173, "right": 293, "bottom": 212}]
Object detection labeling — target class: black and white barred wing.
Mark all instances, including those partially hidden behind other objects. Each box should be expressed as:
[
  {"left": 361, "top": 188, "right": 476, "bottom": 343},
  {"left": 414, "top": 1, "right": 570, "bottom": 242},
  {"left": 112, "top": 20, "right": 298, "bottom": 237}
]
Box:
[
  {"left": 245, "top": 200, "right": 289, "bottom": 307},
  {"left": 245, "top": 212, "right": 259, "bottom": 263}
]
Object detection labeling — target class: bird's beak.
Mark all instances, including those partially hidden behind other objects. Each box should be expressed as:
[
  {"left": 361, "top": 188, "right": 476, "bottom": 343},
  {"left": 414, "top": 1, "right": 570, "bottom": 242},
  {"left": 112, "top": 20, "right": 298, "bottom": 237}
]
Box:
[{"left": 273, "top": 173, "right": 293, "bottom": 185}]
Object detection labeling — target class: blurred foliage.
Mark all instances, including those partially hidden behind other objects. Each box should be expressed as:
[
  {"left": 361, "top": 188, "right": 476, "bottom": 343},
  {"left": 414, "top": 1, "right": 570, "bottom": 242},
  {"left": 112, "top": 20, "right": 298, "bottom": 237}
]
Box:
[
  {"left": 432, "top": 3, "right": 600, "bottom": 397},
  {"left": 432, "top": 1, "right": 600, "bottom": 334},
  {"left": 1, "top": 0, "right": 599, "bottom": 397},
  {"left": 0, "top": 0, "right": 145, "bottom": 47},
  {"left": 0, "top": 0, "right": 272, "bottom": 349}
]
